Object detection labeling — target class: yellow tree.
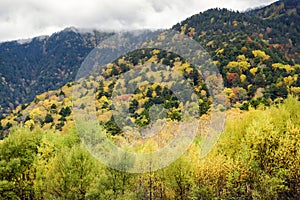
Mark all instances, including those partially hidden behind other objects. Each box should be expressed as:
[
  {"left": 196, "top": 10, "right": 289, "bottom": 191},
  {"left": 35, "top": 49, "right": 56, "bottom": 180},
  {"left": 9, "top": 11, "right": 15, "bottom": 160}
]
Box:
[{"left": 252, "top": 50, "right": 270, "bottom": 61}]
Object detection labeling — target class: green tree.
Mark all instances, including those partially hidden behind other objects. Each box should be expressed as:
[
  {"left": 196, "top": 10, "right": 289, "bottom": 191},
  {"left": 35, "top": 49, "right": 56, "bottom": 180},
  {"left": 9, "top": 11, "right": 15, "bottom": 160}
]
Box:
[
  {"left": 0, "top": 128, "right": 42, "bottom": 199},
  {"left": 41, "top": 146, "right": 99, "bottom": 199}
]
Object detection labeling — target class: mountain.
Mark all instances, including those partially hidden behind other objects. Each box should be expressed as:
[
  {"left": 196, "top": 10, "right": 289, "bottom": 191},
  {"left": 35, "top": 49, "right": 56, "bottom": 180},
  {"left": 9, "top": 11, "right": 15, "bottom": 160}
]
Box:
[
  {"left": 0, "top": 0, "right": 299, "bottom": 116},
  {"left": 247, "top": 0, "right": 300, "bottom": 58},
  {"left": 173, "top": 1, "right": 300, "bottom": 64},
  {"left": 172, "top": 0, "right": 300, "bottom": 102},
  {"left": 249, "top": 0, "right": 300, "bottom": 19},
  {"left": 0, "top": 28, "right": 113, "bottom": 114},
  {"left": 2, "top": 1, "right": 300, "bottom": 199},
  {"left": 1, "top": 0, "right": 300, "bottom": 136}
]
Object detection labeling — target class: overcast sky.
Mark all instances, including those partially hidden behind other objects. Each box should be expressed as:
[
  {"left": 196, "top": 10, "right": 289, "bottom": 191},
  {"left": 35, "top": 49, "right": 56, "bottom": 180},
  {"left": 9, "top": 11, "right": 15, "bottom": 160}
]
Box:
[{"left": 0, "top": 0, "right": 277, "bottom": 42}]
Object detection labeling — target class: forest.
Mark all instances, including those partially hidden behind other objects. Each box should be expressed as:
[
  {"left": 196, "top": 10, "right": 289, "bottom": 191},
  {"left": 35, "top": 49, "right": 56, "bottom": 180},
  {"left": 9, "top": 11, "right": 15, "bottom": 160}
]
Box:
[
  {"left": 1, "top": 96, "right": 299, "bottom": 199},
  {"left": 0, "top": 0, "right": 300, "bottom": 199}
]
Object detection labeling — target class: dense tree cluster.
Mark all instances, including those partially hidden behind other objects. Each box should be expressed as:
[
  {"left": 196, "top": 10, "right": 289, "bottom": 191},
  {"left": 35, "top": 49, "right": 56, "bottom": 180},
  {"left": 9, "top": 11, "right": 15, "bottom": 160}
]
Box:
[
  {"left": 0, "top": 0, "right": 299, "bottom": 117},
  {"left": 0, "top": 0, "right": 300, "bottom": 198},
  {"left": 1, "top": 97, "right": 299, "bottom": 199}
]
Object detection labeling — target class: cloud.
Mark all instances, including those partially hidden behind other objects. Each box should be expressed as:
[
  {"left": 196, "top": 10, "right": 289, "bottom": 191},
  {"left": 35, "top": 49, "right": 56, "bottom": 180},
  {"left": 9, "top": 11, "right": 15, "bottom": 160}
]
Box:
[{"left": 0, "top": 0, "right": 277, "bottom": 42}]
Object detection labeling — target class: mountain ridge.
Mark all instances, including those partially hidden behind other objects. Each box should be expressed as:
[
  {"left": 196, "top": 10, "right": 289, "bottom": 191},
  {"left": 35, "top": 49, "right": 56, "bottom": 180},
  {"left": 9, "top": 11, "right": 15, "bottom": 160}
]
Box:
[
  {"left": 0, "top": 28, "right": 113, "bottom": 114},
  {"left": 1, "top": 0, "right": 300, "bottom": 135}
]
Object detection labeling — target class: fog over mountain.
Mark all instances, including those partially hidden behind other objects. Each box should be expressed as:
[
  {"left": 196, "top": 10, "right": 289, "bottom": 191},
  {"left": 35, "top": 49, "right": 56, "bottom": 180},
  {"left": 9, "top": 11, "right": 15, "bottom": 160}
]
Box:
[{"left": 0, "top": 0, "right": 277, "bottom": 42}]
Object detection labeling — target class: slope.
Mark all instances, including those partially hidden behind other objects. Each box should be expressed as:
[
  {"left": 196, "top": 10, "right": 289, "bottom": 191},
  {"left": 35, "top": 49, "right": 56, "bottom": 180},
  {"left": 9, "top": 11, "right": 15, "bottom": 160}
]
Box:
[{"left": 0, "top": 28, "right": 113, "bottom": 114}]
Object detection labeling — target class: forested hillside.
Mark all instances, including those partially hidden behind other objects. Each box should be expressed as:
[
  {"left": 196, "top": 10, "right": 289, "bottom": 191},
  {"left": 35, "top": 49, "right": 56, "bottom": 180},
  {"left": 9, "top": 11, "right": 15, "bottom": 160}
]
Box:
[
  {"left": 1, "top": 0, "right": 300, "bottom": 136},
  {"left": 0, "top": 0, "right": 299, "bottom": 117},
  {"left": 173, "top": 0, "right": 300, "bottom": 105},
  {"left": 1, "top": 97, "right": 299, "bottom": 199},
  {"left": 0, "top": 0, "right": 300, "bottom": 199},
  {"left": 0, "top": 29, "right": 113, "bottom": 114}
]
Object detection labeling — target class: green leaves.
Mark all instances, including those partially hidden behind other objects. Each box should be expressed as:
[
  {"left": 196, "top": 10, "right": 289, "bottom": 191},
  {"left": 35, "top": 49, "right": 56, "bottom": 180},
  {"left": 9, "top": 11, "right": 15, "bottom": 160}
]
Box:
[
  {"left": 0, "top": 128, "right": 42, "bottom": 199},
  {"left": 218, "top": 96, "right": 300, "bottom": 198},
  {"left": 0, "top": 97, "right": 300, "bottom": 199},
  {"left": 40, "top": 146, "right": 99, "bottom": 199}
]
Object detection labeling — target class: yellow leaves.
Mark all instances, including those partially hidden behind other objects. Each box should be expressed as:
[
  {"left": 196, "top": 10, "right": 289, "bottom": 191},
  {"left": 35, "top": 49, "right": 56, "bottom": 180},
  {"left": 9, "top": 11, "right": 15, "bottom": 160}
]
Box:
[
  {"left": 250, "top": 67, "right": 258, "bottom": 76},
  {"left": 198, "top": 98, "right": 204, "bottom": 104},
  {"left": 172, "top": 61, "right": 182, "bottom": 70},
  {"left": 29, "top": 107, "right": 44, "bottom": 120},
  {"left": 25, "top": 119, "right": 35, "bottom": 128},
  {"left": 233, "top": 20, "right": 238, "bottom": 27},
  {"left": 158, "top": 33, "right": 166, "bottom": 40},
  {"left": 272, "top": 63, "right": 284, "bottom": 69},
  {"left": 227, "top": 61, "right": 239, "bottom": 69},
  {"left": 173, "top": 61, "right": 190, "bottom": 72},
  {"left": 283, "top": 76, "right": 295, "bottom": 86},
  {"left": 247, "top": 84, "right": 253, "bottom": 91},
  {"left": 227, "top": 60, "right": 250, "bottom": 72},
  {"left": 276, "top": 81, "right": 283, "bottom": 87},
  {"left": 287, "top": 65, "right": 295, "bottom": 73},
  {"left": 152, "top": 91, "right": 157, "bottom": 97},
  {"left": 285, "top": 65, "right": 295, "bottom": 73},
  {"left": 62, "top": 97, "right": 72, "bottom": 107},
  {"left": 206, "top": 40, "right": 214, "bottom": 47},
  {"left": 97, "top": 110, "right": 113, "bottom": 123},
  {"left": 290, "top": 87, "right": 300, "bottom": 95},
  {"left": 272, "top": 63, "right": 295, "bottom": 73},
  {"left": 138, "top": 98, "right": 149, "bottom": 107},
  {"left": 226, "top": 55, "right": 250, "bottom": 72},
  {"left": 61, "top": 85, "right": 73, "bottom": 97},
  {"left": 0, "top": 119, "right": 13, "bottom": 128},
  {"left": 61, "top": 122, "right": 74, "bottom": 133},
  {"left": 185, "top": 67, "right": 193, "bottom": 74},
  {"left": 148, "top": 55, "right": 157, "bottom": 63},
  {"left": 216, "top": 48, "right": 224, "bottom": 55},
  {"left": 181, "top": 62, "right": 191, "bottom": 70},
  {"left": 213, "top": 61, "right": 220, "bottom": 67},
  {"left": 195, "top": 154, "right": 234, "bottom": 189},
  {"left": 252, "top": 50, "right": 270, "bottom": 61},
  {"left": 152, "top": 49, "right": 160, "bottom": 55},
  {"left": 43, "top": 123, "right": 52, "bottom": 130},
  {"left": 36, "top": 93, "right": 47, "bottom": 101},
  {"left": 180, "top": 24, "right": 188, "bottom": 34},
  {"left": 201, "top": 90, "right": 207, "bottom": 97},
  {"left": 224, "top": 88, "right": 234, "bottom": 100},
  {"left": 240, "top": 74, "right": 247, "bottom": 83},
  {"left": 239, "top": 61, "right": 251, "bottom": 71},
  {"left": 188, "top": 27, "right": 195, "bottom": 37},
  {"left": 241, "top": 46, "right": 248, "bottom": 52},
  {"left": 99, "top": 96, "right": 109, "bottom": 103},
  {"left": 43, "top": 99, "right": 56, "bottom": 109},
  {"left": 237, "top": 55, "right": 248, "bottom": 62},
  {"left": 104, "top": 63, "right": 114, "bottom": 76},
  {"left": 117, "top": 57, "right": 126, "bottom": 65}
]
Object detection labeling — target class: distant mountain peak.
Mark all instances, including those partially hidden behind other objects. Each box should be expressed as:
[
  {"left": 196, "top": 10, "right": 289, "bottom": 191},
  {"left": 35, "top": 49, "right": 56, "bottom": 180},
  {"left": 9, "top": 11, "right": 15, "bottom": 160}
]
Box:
[
  {"left": 62, "top": 26, "right": 111, "bottom": 36},
  {"left": 62, "top": 26, "right": 79, "bottom": 33},
  {"left": 16, "top": 38, "right": 33, "bottom": 45}
]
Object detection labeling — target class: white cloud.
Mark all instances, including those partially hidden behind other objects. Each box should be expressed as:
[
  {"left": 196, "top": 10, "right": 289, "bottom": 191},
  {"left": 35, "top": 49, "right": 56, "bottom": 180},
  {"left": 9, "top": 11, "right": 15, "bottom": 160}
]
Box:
[{"left": 0, "top": 0, "right": 277, "bottom": 42}]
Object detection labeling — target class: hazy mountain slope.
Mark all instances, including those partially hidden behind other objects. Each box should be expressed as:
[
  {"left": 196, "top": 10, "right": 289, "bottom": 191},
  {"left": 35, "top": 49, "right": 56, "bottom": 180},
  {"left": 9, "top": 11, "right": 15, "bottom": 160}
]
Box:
[
  {"left": 1, "top": 0, "right": 299, "bottom": 115},
  {"left": 0, "top": 29, "right": 113, "bottom": 114}
]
